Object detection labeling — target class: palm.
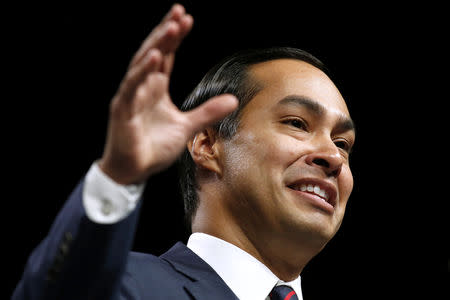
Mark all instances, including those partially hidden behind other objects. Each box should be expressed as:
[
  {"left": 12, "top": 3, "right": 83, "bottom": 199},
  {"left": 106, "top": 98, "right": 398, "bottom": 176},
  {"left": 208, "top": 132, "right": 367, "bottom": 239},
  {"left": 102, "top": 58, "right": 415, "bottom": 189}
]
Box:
[
  {"left": 99, "top": 5, "right": 237, "bottom": 184},
  {"left": 131, "top": 87, "right": 191, "bottom": 175}
]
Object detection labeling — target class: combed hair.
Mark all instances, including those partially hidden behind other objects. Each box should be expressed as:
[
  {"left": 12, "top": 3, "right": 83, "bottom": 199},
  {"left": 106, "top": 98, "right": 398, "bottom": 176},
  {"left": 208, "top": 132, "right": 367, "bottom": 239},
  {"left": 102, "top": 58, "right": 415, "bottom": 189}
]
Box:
[{"left": 179, "top": 47, "right": 329, "bottom": 228}]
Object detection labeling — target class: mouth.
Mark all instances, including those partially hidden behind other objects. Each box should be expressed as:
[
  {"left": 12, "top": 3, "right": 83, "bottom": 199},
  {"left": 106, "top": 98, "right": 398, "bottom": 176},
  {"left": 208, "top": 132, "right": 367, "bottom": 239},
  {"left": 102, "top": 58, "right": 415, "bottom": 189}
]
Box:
[{"left": 287, "top": 178, "right": 338, "bottom": 213}]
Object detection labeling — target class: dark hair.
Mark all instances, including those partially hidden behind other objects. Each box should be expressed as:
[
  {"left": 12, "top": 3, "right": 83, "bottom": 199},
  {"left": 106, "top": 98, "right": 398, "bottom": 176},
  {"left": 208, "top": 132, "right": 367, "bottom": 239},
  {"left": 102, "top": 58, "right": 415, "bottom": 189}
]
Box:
[{"left": 179, "top": 47, "right": 329, "bottom": 227}]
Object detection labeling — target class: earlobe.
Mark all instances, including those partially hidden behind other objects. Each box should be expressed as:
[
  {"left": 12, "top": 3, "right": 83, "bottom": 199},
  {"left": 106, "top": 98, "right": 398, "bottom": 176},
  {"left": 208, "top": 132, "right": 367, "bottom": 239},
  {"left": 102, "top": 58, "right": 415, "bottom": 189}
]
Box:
[{"left": 188, "top": 128, "right": 223, "bottom": 176}]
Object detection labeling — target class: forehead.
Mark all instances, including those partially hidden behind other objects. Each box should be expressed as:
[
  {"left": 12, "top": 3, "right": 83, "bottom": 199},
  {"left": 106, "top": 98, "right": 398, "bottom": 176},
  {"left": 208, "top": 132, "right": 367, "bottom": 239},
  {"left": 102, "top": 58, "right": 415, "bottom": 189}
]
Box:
[{"left": 246, "top": 59, "right": 350, "bottom": 117}]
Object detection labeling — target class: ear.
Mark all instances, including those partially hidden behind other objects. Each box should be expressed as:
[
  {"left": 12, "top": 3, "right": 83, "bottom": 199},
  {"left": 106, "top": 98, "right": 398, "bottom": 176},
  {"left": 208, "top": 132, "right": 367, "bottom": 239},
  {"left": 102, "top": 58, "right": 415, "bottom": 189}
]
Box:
[{"left": 187, "top": 128, "right": 223, "bottom": 176}]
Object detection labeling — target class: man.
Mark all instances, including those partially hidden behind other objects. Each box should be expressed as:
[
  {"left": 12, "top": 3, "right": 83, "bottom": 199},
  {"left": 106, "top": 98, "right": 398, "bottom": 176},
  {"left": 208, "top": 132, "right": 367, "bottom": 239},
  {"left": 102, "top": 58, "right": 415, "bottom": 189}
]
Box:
[{"left": 13, "top": 3, "right": 355, "bottom": 300}]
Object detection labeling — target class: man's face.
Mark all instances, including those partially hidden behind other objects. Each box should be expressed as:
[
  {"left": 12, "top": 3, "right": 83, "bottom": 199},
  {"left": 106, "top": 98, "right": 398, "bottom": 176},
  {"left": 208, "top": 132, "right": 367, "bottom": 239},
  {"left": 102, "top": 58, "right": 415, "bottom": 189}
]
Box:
[{"left": 218, "top": 59, "right": 355, "bottom": 247}]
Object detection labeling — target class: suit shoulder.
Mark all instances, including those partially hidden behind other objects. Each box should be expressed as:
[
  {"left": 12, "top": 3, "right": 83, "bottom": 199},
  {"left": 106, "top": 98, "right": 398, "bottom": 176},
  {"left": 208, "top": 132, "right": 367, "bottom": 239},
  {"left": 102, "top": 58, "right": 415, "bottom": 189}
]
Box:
[
  {"left": 125, "top": 251, "right": 184, "bottom": 281},
  {"left": 126, "top": 251, "right": 168, "bottom": 271},
  {"left": 121, "top": 251, "right": 191, "bottom": 297}
]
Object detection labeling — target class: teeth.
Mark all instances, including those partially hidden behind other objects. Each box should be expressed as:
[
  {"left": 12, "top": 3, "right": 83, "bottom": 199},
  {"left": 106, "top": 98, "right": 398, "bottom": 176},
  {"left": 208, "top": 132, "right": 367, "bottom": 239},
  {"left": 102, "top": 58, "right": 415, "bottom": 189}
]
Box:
[
  {"left": 297, "top": 184, "right": 329, "bottom": 201},
  {"left": 313, "top": 185, "right": 321, "bottom": 195}
]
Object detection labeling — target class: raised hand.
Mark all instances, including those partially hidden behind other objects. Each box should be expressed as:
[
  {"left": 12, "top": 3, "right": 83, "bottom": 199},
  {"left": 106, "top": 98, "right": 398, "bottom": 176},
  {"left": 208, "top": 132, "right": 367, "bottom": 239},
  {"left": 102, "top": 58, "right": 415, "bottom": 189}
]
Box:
[{"left": 99, "top": 4, "right": 238, "bottom": 185}]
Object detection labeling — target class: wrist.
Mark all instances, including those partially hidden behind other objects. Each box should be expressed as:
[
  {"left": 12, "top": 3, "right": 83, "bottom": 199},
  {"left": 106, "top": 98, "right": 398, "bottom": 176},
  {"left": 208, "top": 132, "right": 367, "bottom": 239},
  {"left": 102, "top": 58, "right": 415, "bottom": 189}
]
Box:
[{"left": 98, "top": 157, "right": 143, "bottom": 186}]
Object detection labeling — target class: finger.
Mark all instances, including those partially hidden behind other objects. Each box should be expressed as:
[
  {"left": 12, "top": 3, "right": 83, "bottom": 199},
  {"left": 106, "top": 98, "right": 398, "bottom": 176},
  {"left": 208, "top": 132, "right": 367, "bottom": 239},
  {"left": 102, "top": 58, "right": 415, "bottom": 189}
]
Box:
[
  {"left": 131, "top": 7, "right": 193, "bottom": 67},
  {"left": 130, "top": 21, "right": 174, "bottom": 67},
  {"left": 161, "top": 3, "right": 185, "bottom": 23},
  {"left": 176, "top": 14, "right": 194, "bottom": 43},
  {"left": 160, "top": 14, "right": 193, "bottom": 75},
  {"left": 119, "top": 49, "right": 163, "bottom": 102},
  {"left": 134, "top": 72, "right": 169, "bottom": 113},
  {"left": 148, "top": 14, "right": 193, "bottom": 61},
  {"left": 183, "top": 94, "right": 239, "bottom": 135}
]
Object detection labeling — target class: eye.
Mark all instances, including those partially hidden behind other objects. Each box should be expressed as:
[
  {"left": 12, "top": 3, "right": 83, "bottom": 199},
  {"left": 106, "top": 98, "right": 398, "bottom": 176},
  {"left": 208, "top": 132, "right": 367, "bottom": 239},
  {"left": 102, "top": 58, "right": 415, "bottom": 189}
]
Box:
[
  {"left": 334, "top": 139, "right": 352, "bottom": 153},
  {"left": 282, "top": 118, "right": 308, "bottom": 131}
]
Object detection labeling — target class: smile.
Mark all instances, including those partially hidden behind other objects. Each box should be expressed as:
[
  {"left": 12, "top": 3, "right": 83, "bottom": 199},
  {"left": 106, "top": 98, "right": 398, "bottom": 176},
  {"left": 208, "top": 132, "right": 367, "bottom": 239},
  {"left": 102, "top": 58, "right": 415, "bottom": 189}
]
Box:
[
  {"left": 292, "top": 184, "right": 329, "bottom": 201},
  {"left": 287, "top": 178, "right": 338, "bottom": 212}
]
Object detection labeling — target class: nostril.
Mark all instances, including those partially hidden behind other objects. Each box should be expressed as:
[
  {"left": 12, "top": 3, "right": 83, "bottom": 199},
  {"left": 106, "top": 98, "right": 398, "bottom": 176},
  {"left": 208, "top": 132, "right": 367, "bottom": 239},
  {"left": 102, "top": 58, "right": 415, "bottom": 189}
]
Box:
[
  {"left": 312, "top": 158, "right": 330, "bottom": 168},
  {"left": 331, "top": 168, "right": 340, "bottom": 177}
]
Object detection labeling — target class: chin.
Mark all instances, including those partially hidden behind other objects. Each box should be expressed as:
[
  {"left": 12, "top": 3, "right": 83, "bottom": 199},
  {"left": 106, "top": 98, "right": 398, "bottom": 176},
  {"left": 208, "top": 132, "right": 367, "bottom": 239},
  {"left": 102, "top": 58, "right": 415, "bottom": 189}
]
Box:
[{"left": 282, "top": 210, "right": 341, "bottom": 249}]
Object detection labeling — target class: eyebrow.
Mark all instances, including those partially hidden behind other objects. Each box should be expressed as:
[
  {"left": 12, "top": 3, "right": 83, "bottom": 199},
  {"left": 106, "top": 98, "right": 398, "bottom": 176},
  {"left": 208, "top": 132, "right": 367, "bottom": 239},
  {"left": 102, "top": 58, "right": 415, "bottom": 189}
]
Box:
[{"left": 277, "top": 95, "right": 356, "bottom": 133}]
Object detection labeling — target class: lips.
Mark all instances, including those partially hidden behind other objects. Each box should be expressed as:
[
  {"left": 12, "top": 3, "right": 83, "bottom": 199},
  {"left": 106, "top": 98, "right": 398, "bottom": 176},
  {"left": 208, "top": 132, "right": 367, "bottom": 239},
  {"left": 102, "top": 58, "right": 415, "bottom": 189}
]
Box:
[{"left": 287, "top": 178, "right": 338, "bottom": 210}]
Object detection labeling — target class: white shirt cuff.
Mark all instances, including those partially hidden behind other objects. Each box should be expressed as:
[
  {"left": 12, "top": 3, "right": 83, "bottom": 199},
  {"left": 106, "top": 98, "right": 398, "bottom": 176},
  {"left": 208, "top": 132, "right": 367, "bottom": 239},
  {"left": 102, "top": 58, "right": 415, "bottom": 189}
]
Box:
[{"left": 82, "top": 162, "right": 145, "bottom": 224}]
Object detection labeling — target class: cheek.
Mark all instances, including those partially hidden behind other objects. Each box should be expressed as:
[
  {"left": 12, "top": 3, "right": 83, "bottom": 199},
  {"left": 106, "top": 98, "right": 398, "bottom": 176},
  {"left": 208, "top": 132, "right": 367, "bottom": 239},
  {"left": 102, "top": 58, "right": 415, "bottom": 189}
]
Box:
[
  {"left": 222, "top": 133, "right": 291, "bottom": 187},
  {"left": 222, "top": 137, "right": 263, "bottom": 187},
  {"left": 338, "top": 165, "right": 354, "bottom": 203},
  {"left": 259, "top": 135, "right": 303, "bottom": 167}
]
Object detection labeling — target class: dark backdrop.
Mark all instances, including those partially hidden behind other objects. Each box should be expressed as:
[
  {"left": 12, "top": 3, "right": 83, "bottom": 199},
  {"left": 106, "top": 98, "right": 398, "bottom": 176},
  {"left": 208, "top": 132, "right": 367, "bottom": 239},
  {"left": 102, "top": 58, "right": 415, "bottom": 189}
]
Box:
[{"left": 5, "top": 1, "right": 444, "bottom": 299}]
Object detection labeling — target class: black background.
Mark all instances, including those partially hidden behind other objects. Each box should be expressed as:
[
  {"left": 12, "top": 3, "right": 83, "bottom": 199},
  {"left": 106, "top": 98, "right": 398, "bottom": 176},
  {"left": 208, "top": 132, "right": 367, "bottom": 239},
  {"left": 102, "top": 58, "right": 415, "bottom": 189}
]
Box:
[{"left": 5, "top": 1, "right": 445, "bottom": 299}]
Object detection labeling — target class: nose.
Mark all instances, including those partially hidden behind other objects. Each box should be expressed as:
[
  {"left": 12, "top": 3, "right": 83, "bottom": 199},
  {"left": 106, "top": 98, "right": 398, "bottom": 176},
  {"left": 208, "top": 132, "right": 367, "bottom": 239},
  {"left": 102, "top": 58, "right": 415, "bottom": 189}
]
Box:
[{"left": 305, "top": 139, "right": 343, "bottom": 178}]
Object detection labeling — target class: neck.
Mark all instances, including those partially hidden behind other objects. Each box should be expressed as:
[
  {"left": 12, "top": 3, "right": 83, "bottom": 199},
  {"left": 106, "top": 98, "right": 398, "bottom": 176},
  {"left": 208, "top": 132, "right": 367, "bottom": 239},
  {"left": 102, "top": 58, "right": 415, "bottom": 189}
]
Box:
[{"left": 192, "top": 190, "right": 324, "bottom": 281}]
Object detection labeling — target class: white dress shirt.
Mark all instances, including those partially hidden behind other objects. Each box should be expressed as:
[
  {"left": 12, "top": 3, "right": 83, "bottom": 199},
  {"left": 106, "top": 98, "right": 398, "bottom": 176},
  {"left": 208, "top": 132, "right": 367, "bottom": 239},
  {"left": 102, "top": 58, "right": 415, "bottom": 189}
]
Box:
[
  {"left": 82, "top": 162, "right": 303, "bottom": 299},
  {"left": 82, "top": 162, "right": 145, "bottom": 224},
  {"left": 187, "top": 233, "right": 303, "bottom": 300}
]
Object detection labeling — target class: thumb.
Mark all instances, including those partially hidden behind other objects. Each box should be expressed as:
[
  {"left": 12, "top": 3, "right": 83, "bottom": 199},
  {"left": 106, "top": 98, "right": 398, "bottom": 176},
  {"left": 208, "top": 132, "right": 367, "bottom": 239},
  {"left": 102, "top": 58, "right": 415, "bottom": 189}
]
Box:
[{"left": 184, "top": 94, "right": 239, "bottom": 134}]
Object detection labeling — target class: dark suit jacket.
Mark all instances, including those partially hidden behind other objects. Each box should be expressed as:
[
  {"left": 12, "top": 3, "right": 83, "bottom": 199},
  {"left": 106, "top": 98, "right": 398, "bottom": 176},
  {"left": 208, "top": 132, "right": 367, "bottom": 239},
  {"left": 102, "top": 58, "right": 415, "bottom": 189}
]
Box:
[{"left": 12, "top": 179, "right": 239, "bottom": 300}]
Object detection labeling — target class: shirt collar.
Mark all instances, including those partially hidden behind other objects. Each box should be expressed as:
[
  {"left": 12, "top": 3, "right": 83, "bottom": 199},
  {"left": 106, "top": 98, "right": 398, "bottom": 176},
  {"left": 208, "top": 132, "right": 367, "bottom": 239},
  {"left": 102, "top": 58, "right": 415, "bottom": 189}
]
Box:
[{"left": 187, "top": 232, "right": 303, "bottom": 300}]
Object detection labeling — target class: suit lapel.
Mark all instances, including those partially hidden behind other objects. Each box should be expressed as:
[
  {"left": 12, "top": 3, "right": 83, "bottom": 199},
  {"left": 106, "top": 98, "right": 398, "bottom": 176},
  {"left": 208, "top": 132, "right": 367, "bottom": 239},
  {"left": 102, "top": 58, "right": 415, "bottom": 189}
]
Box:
[
  {"left": 183, "top": 279, "right": 239, "bottom": 300},
  {"left": 160, "top": 242, "right": 239, "bottom": 300}
]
